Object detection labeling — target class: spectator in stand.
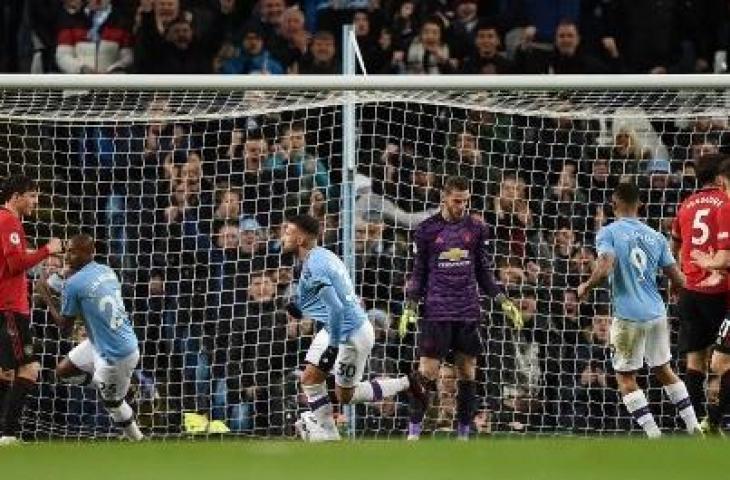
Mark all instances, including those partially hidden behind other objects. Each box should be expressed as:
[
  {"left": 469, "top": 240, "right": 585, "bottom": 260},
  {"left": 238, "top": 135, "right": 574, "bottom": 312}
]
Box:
[
  {"left": 135, "top": 0, "right": 223, "bottom": 73},
  {"left": 546, "top": 219, "right": 579, "bottom": 287},
  {"left": 572, "top": 307, "right": 626, "bottom": 431},
  {"left": 488, "top": 173, "right": 538, "bottom": 259},
  {"left": 508, "top": 0, "right": 580, "bottom": 46},
  {"left": 353, "top": 9, "right": 386, "bottom": 74},
  {"left": 269, "top": 121, "right": 330, "bottom": 202},
  {"left": 292, "top": 30, "right": 340, "bottom": 74},
  {"left": 55, "top": 0, "right": 134, "bottom": 74},
  {"left": 581, "top": 151, "right": 618, "bottom": 206},
  {"left": 514, "top": 19, "right": 611, "bottom": 74},
  {"left": 448, "top": 0, "right": 480, "bottom": 61},
  {"left": 497, "top": 258, "right": 527, "bottom": 290},
  {"left": 444, "top": 130, "right": 489, "bottom": 211},
  {"left": 390, "top": 0, "right": 419, "bottom": 53},
  {"left": 277, "top": 6, "right": 311, "bottom": 69},
  {"left": 239, "top": 216, "right": 267, "bottom": 258},
  {"left": 462, "top": 22, "right": 513, "bottom": 74},
  {"left": 404, "top": 17, "right": 457, "bottom": 74},
  {"left": 219, "top": 129, "right": 292, "bottom": 218},
  {"left": 254, "top": 0, "right": 290, "bottom": 64},
  {"left": 566, "top": 246, "right": 596, "bottom": 288},
  {"left": 370, "top": 26, "right": 403, "bottom": 74},
  {"left": 24, "top": 0, "right": 67, "bottom": 72},
  {"left": 539, "top": 162, "right": 588, "bottom": 233},
  {"left": 241, "top": 269, "right": 288, "bottom": 433},
  {"left": 610, "top": 127, "right": 652, "bottom": 178},
  {"left": 640, "top": 158, "right": 680, "bottom": 233},
  {"left": 221, "top": 23, "right": 285, "bottom": 74}
]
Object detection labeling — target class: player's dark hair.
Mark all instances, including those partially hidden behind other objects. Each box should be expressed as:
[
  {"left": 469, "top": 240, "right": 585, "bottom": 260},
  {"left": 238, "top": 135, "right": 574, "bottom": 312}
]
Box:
[
  {"left": 696, "top": 153, "right": 726, "bottom": 186},
  {"left": 717, "top": 157, "right": 730, "bottom": 181},
  {"left": 613, "top": 182, "right": 640, "bottom": 205},
  {"left": 0, "top": 175, "right": 36, "bottom": 204},
  {"left": 288, "top": 214, "right": 320, "bottom": 238},
  {"left": 443, "top": 175, "right": 469, "bottom": 193}
]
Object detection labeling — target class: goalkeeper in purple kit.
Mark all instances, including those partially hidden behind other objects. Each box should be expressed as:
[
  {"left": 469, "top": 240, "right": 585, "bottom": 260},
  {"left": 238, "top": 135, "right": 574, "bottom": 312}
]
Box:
[{"left": 399, "top": 175, "right": 523, "bottom": 440}]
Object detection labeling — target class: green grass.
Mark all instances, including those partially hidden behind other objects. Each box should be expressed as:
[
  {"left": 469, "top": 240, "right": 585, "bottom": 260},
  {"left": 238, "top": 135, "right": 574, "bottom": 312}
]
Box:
[{"left": 1, "top": 437, "right": 728, "bottom": 480}]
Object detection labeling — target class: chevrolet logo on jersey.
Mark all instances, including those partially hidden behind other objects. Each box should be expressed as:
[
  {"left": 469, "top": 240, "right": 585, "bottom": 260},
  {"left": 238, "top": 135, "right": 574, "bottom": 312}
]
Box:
[{"left": 439, "top": 248, "right": 469, "bottom": 267}]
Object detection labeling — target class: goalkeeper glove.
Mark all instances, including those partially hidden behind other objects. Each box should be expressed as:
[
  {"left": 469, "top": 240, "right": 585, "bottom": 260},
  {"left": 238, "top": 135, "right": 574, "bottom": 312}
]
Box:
[
  {"left": 496, "top": 294, "right": 523, "bottom": 330},
  {"left": 398, "top": 300, "right": 418, "bottom": 338}
]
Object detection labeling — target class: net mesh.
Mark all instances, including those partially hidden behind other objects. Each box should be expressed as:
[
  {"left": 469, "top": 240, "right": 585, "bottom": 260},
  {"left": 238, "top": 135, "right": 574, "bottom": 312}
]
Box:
[{"left": 0, "top": 87, "right": 724, "bottom": 438}]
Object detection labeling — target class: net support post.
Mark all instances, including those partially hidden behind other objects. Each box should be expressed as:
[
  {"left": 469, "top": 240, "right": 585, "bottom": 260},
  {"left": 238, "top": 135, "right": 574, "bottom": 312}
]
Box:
[{"left": 341, "top": 23, "right": 358, "bottom": 440}]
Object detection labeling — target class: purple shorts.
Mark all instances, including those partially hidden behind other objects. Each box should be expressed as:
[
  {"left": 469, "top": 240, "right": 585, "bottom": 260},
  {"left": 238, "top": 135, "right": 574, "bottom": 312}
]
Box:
[{"left": 417, "top": 321, "right": 482, "bottom": 360}]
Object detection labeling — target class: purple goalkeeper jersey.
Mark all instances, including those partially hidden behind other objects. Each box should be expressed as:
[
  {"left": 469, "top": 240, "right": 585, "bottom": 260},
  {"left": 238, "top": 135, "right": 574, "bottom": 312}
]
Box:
[{"left": 406, "top": 213, "right": 503, "bottom": 322}]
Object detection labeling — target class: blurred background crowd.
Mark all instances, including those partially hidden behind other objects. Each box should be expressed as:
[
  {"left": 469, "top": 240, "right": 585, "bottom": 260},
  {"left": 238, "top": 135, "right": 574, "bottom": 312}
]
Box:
[{"left": 3, "top": 0, "right": 730, "bottom": 75}]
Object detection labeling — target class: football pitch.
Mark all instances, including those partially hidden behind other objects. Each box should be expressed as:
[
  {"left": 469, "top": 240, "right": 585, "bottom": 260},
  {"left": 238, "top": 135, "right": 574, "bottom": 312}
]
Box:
[{"left": 1, "top": 437, "right": 727, "bottom": 480}]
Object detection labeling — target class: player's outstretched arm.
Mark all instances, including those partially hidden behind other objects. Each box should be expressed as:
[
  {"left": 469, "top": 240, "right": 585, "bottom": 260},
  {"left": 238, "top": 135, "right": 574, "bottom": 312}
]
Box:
[
  {"left": 578, "top": 253, "right": 615, "bottom": 301},
  {"left": 3, "top": 237, "right": 63, "bottom": 276}
]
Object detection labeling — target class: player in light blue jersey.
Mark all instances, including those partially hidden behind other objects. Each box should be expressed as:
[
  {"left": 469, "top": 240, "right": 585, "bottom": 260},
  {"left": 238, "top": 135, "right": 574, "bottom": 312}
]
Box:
[
  {"left": 36, "top": 234, "right": 142, "bottom": 441},
  {"left": 578, "top": 183, "right": 699, "bottom": 437},
  {"left": 281, "top": 215, "right": 425, "bottom": 441}
]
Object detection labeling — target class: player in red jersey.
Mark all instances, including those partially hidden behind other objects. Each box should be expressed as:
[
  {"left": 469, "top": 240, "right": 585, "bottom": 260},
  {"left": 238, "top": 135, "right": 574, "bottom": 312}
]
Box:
[
  {"left": 691, "top": 158, "right": 730, "bottom": 434},
  {"left": 670, "top": 154, "right": 729, "bottom": 423},
  {"left": 0, "top": 176, "right": 62, "bottom": 445}
]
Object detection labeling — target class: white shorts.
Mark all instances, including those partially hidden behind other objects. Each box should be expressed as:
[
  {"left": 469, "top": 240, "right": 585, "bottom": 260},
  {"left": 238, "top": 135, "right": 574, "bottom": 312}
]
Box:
[
  {"left": 305, "top": 321, "right": 374, "bottom": 388},
  {"left": 610, "top": 317, "right": 671, "bottom": 372},
  {"left": 68, "top": 339, "right": 139, "bottom": 402}
]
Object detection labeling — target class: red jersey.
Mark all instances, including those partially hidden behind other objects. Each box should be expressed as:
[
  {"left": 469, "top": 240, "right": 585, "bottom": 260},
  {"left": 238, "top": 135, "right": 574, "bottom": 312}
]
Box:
[
  {"left": 672, "top": 187, "right": 729, "bottom": 294},
  {"left": 715, "top": 201, "right": 730, "bottom": 251},
  {"left": 0, "top": 208, "right": 50, "bottom": 315}
]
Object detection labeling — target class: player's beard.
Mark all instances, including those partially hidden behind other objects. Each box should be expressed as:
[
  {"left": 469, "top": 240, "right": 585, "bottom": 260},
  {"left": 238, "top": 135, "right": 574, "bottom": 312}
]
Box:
[{"left": 446, "top": 206, "right": 465, "bottom": 221}]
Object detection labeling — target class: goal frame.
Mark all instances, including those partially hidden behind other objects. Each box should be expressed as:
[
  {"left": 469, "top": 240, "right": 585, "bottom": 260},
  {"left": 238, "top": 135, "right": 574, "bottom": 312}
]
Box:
[{"left": 2, "top": 72, "right": 730, "bottom": 438}]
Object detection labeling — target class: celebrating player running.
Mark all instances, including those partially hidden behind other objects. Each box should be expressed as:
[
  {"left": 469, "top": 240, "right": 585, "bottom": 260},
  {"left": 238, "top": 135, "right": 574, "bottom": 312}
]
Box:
[
  {"left": 35, "top": 234, "right": 143, "bottom": 441},
  {"left": 281, "top": 214, "right": 425, "bottom": 442}
]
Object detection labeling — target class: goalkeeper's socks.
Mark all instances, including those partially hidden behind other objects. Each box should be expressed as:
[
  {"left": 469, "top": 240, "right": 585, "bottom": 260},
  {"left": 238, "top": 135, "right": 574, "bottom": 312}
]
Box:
[
  {"left": 407, "top": 421, "right": 422, "bottom": 440},
  {"left": 684, "top": 369, "right": 706, "bottom": 418},
  {"left": 302, "top": 383, "right": 336, "bottom": 431},
  {"left": 1, "top": 377, "right": 35, "bottom": 437},
  {"left": 350, "top": 377, "right": 410, "bottom": 403},
  {"left": 456, "top": 380, "right": 476, "bottom": 433},
  {"left": 623, "top": 389, "right": 661, "bottom": 438},
  {"left": 663, "top": 381, "right": 700, "bottom": 433},
  {"left": 409, "top": 376, "right": 436, "bottom": 425}
]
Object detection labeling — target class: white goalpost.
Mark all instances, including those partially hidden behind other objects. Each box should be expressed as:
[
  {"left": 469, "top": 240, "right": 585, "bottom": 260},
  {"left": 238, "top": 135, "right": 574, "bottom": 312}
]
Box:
[{"left": 1, "top": 73, "right": 729, "bottom": 439}]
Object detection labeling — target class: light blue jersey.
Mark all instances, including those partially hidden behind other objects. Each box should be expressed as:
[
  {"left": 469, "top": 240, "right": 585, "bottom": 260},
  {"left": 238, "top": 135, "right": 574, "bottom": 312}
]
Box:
[
  {"left": 61, "top": 262, "right": 138, "bottom": 361},
  {"left": 296, "top": 247, "right": 366, "bottom": 346},
  {"left": 596, "top": 218, "right": 676, "bottom": 322}
]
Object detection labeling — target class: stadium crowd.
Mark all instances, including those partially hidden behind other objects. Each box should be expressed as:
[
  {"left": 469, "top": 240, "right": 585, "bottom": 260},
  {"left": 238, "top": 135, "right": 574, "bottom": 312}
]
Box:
[
  {"left": 2, "top": 0, "right": 730, "bottom": 75},
  {"left": 1, "top": 0, "right": 730, "bottom": 438}
]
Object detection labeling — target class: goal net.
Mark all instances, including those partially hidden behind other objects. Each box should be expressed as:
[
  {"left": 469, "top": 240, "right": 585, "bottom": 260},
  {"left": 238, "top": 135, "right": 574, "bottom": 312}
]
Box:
[{"left": 1, "top": 77, "right": 728, "bottom": 439}]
